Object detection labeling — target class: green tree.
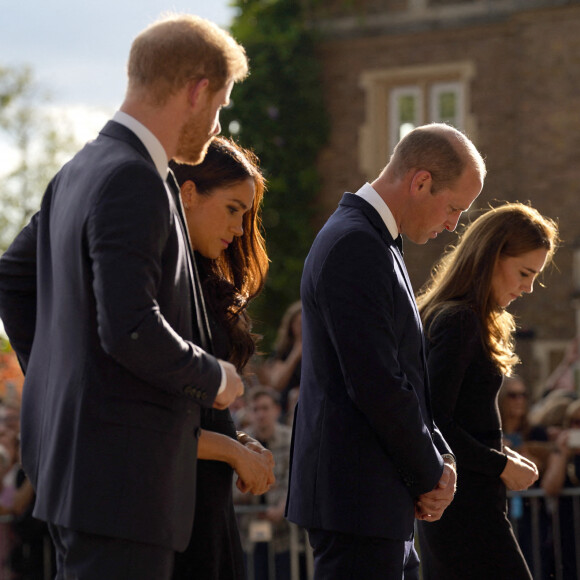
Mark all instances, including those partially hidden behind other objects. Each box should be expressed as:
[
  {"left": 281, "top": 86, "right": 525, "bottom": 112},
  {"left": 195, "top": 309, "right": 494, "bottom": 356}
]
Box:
[
  {"left": 0, "top": 64, "right": 77, "bottom": 252},
  {"left": 223, "top": 0, "right": 329, "bottom": 348}
]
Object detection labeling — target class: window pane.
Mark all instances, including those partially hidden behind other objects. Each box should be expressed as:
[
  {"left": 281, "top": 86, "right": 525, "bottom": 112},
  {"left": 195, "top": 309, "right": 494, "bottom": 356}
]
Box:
[
  {"left": 390, "top": 86, "right": 422, "bottom": 149},
  {"left": 430, "top": 82, "right": 463, "bottom": 129},
  {"left": 398, "top": 95, "right": 417, "bottom": 124},
  {"left": 437, "top": 91, "right": 456, "bottom": 124}
]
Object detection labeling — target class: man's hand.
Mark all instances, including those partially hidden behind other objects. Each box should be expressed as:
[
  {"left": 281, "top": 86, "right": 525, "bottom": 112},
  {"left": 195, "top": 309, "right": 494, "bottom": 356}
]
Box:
[
  {"left": 415, "top": 461, "right": 456, "bottom": 522},
  {"left": 213, "top": 360, "right": 244, "bottom": 410}
]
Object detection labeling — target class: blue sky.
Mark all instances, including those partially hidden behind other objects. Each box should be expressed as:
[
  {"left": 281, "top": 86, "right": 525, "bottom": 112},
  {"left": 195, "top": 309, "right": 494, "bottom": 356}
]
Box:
[
  {"left": 0, "top": 1, "right": 237, "bottom": 175},
  {"left": 0, "top": 1, "right": 236, "bottom": 108}
]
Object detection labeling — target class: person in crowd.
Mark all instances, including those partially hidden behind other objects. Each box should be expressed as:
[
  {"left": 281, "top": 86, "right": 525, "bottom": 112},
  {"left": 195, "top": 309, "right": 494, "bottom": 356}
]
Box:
[
  {"left": 416, "top": 202, "right": 559, "bottom": 579},
  {"left": 234, "top": 388, "right": 294, "bottom": 580},
  {"left": 542, "top": 337, "right": 580, "bottom": 396},
  {"left": 0, "top": 422, "right": 20, "bottom": 579},
  {"left": 287, "top": 123, "right": 486, "bottom": 579},
  {"left": 541, "top": 398, "right": 580, "bottom": 579},
  {"left": 499, "top": 375, "right": 551, "bottom": 574},
  {"left": 529, "top": 390, "right": 577, "bottom": 442},
  {"left": 500, "top": 376, "right": 550, "bottom": 469},
  {"left": 170, "top": 137, "right": 275, "bottom": 580},
  {"left": 265, "top": 301, "right": 302, "bottom": 416},
  {"left": 0, "top": 14, "right": 249, "bottom": 579}
]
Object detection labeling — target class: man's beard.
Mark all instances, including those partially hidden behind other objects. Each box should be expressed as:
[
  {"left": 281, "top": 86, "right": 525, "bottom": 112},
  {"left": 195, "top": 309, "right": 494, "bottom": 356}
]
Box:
[{"left": 174, "top": 107, "right": 215, "bottom": 165}]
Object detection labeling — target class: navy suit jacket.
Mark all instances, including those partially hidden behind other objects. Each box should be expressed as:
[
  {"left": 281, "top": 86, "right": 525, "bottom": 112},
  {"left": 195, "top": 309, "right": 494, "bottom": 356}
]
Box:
[
  {"left": 286, "top": 193, "right": 452, "bottom": 541},
  {"left": 0, "top": 121, "right": 223, "bottom": 551}
]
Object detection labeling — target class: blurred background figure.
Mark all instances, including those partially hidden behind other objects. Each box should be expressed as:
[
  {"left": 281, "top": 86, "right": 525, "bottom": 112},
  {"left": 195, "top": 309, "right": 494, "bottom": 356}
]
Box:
[
  {"left": 541, "top": 399, "right": 580, "bottom": 580},
  {"left": 499, "top": 376, "right": 551, "bottom": 576},
  {"left": 234, "top": 387, "right": 297, "bottom": 580},
  {"left": 0, "top": 399, "right": 53, "bottom": 580},
  {"left": 500, "top": 376, "right": 550, "bottom": 470},
  {"left": 529, "top": 390, "right": 577, "bottom": 444},
  {"left": 542, "top": 337, "right": 580, "bottom": 398},
  {"left": 264, "top": 302, "right": 302, "bottom": 419}
]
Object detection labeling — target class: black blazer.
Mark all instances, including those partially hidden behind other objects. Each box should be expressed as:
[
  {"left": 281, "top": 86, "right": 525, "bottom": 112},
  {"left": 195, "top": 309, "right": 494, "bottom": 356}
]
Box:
[
  {"left": 0, "top": 121, "right": 222, "bottom": 551},
  {"left": 286, "top": 193, "right": 451, "bottom": 541}
]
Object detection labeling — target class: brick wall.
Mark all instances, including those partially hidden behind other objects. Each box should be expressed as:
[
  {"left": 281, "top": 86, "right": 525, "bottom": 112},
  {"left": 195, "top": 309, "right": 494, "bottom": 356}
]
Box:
[{"left": 310, "top": 2, "right": 580, "bottom": 389}]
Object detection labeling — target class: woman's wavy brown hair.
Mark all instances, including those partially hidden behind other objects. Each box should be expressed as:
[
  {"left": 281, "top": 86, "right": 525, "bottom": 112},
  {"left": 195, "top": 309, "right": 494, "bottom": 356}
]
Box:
[{"left": 417, "top": 202, "right": 559, "bottom": 375}]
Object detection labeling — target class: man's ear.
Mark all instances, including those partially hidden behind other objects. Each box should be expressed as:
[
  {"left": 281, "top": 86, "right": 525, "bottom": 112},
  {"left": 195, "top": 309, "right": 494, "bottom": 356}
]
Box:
[
  {"left": 187, "top": 78, "right": 210, "bottom": 109},
  {"left": 410, "top": 169, "right": 432, "bottom": 197}
]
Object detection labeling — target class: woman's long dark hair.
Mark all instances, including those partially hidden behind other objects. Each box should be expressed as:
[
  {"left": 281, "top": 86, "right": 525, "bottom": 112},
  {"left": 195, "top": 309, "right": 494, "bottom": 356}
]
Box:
[{"left": 170, "top": 137, "right": 268, "bottom": 371}]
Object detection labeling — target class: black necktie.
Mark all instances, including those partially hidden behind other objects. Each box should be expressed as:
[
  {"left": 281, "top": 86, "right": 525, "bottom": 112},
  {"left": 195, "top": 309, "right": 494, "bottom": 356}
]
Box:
[
  {"left": 166, "top": 170, "right": 214, "bottom": 353},
  {"left": 394, "top": 234, "right": 404, "bottom": 255}
]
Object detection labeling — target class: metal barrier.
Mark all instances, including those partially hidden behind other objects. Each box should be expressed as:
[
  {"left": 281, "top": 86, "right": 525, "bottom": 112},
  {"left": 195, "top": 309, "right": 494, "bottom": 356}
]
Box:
[
  {"left": 234, "top": 505, "right": 314, "bottom": 580},
  {"left": 6, "top": 490, "right": 577, "bottom": 580},
  {"left": 508, "top": 487, "right": 580, "bottom": 580}
]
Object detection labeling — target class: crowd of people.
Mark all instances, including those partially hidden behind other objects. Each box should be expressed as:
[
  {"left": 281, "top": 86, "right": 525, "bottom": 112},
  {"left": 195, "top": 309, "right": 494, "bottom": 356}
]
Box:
[
  {"left": 0, "top": 396, "right": 53, "bottom": 579},
  {"left": 495, "top": 343, "right": 580, "bottom": 580},
  {"left": 0, "top": 9, "right": 578, "bottom": 580}
]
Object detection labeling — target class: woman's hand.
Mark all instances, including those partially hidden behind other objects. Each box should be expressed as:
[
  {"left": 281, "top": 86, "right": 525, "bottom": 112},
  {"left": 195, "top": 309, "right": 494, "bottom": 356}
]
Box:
[
  {"left": 501, "top": 446, "right": 539, "bottom": 490},
  {"left": 198, "top": 429, "right": 274, "bottom": 495},
  {"left": 234, "top": 443, "right": 275, "bottom": 495},
  {"left": 236, "top": 432, "right": 273, "bottom": 459}
]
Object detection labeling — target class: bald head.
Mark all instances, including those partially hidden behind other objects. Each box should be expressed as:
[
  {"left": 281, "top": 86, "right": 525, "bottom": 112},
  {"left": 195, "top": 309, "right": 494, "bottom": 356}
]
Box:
[{"left": 385, "top": 123, "right": 486, "bottom": 192}]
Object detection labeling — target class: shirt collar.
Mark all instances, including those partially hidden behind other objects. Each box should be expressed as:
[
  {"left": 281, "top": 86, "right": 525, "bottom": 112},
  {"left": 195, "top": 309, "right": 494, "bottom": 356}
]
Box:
[
  {"left": 355, "top": 182, "right": 399, "bottom": 241},
  {"left": 112, "top": 111, "right": 169, "bottom": 179}
]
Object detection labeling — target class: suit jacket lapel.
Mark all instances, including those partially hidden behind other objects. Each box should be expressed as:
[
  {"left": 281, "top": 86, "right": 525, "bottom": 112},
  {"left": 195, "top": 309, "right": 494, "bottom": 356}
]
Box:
[{"left": 340, "top": 194, "right": 422, "bottom": 326}]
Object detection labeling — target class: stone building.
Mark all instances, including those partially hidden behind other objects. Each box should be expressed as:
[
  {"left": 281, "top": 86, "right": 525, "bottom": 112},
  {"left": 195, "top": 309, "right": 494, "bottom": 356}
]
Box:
[{"left": 306, "top": 0, "right": 580, "bottom": 394}]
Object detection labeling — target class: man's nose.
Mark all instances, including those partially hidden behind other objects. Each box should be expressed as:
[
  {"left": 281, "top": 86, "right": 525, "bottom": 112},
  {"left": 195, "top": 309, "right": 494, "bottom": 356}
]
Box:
[{"left": 445, "top": 214, "right": 461, "bottom": 232}]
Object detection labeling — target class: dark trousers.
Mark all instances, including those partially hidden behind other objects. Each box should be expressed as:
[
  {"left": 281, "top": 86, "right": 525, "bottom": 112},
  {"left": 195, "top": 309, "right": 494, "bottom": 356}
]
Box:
[
  {"left": 48, "top": 523, "right": 174, "bottom": 580},
  {"left": 308, "top": 528, "right": 420, "bottom": 580},
  {"left": 252, "top": 543, "right": 292, "bottom": 580}
]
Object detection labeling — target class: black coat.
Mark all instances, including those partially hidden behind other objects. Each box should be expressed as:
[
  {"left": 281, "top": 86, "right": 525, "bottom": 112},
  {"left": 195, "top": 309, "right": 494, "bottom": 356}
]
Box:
[
  {"left": 286, "top": 193, "right": 450, "bottom": 541},
  {"left": 0, "top": 121, "right": 222, "bottom": 551}
]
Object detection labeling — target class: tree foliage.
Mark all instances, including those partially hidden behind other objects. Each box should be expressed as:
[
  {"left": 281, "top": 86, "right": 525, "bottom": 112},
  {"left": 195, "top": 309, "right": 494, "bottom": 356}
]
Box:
[
  {"left": 223, "top": 0, "right": 329, "bottom": 348},
  {"left": 0, "top": 65, "right": 78, "bottom": 252}
]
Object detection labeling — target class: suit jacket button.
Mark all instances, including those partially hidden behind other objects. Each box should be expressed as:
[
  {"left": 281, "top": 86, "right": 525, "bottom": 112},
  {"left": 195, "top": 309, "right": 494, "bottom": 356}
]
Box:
[{"left": 130, "top": 332, "right": 139, "bottom": 340}]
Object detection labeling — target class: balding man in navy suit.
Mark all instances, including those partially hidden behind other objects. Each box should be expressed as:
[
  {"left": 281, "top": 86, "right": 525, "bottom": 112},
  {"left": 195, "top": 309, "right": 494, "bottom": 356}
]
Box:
[{"left": 286, "top": 124, "right": 486, "bottom": 579}]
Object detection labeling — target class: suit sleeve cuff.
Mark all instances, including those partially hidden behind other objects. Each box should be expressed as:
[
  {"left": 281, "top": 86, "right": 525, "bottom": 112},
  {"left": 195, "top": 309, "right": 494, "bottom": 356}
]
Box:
[{"left": 217, "top": 364, "right": 227, "bottom": 395}]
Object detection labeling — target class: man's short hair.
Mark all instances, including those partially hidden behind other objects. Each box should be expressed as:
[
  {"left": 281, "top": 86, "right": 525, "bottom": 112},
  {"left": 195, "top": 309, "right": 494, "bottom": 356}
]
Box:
[
  {"left": 127, "top": 13, "right": 248, "bottom": 105},
  {"left": 249, "top": 386, "right": 281, "bottom": 407},
  {"left": 388, "top": 123, "right": 486, "bottom": 193}
]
